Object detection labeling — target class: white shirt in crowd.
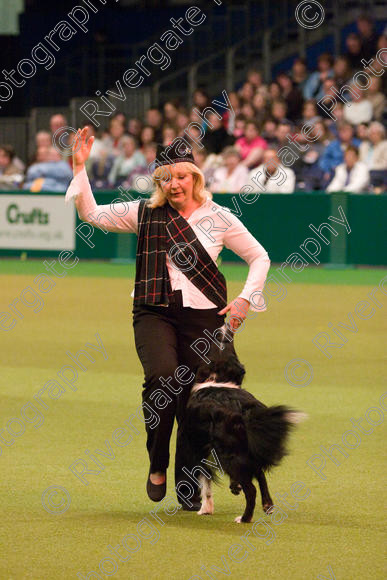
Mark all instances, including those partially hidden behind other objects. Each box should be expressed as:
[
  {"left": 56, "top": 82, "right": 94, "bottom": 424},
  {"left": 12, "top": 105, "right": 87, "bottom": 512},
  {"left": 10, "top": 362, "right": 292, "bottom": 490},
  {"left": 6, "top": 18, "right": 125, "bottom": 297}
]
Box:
[
  {"left": 343, "top": 99, "right": 373, "bottom": 126},
  {"left": 326, "top": 161, "right": 370, "bottom": 193},
  {"left": 359, "top": 140, "right": 387, "bottom": 170},
  {"left": 65, "top": 168, "right": 270, "bottom": 311},
  {"left": 210, "top": 165, "right": 250, "bottom": 193},
  {"left": 248, "top": 164, "right": 296, "bottom": 193}
]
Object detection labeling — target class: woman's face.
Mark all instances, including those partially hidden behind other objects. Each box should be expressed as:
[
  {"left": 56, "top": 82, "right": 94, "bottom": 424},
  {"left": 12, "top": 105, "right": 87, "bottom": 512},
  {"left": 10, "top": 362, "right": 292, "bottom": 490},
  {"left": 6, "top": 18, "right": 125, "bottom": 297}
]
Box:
[
  {"left": 0, "top": 149, "right": 11, "bottom": 168},
  {"left": 161, "top": 165, "right": 194, "bottom": 208},
  {"left": 141, "top": 127, "right": 154, "bottom": 144},
  {"left": 369, "top": 126, "right": 383, "bottom": 144},
  {"left": 253, "top": 93, "right": 265, "bottom": 110},
  {"left": 110, "top": 120, "right": 124, "bottom": 139},
  {"left": 303, "top": 103, "right": 316, "bottom": 119},
  {"left": 225, "top": 154, "right": 239, "bottom": 171},
  {"left": 164, "top": 103, "right": 178, "bottom": 121},
  {"left": 269, "top": 83, "right": 281, "bottom": 99},
  {"left": 162, "top": 128, "right": 177, "bottom": 145}
]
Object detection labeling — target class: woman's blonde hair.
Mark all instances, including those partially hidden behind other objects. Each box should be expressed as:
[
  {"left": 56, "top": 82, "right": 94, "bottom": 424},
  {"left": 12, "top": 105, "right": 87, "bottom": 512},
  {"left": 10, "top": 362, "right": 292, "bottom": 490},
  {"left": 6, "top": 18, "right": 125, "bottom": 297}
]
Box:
[{"left": 147, "top": 161, "right": 212, "bottom": 208}]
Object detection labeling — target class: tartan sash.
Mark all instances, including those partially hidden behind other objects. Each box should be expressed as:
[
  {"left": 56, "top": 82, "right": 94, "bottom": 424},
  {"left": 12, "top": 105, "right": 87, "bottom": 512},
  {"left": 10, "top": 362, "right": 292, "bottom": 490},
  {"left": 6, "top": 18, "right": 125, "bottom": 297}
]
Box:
[{"left": 134, "top": 200, "right": 227, "bottom": 308}]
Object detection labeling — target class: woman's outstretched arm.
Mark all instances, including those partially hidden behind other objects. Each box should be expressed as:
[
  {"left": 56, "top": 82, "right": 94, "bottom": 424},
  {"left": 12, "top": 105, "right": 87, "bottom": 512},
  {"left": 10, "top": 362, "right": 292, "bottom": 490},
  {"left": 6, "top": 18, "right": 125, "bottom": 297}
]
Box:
[{"left": 65, "top": 128, "right": 138, "bottom": 234}]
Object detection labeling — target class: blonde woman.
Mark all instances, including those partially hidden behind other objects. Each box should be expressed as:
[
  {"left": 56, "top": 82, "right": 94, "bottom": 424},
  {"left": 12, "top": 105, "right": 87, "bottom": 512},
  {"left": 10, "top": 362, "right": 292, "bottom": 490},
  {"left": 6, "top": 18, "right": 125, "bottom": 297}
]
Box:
[{"left": 65, "top": 128, "right": 270, "bottom": 509}]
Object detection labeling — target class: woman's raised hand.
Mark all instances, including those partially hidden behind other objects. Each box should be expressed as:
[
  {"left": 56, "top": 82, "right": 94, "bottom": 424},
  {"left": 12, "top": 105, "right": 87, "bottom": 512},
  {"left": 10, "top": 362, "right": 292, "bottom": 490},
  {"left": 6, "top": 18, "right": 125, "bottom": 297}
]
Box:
[{"left": 72, "top": 127, "right": 94, "bottom": 173}]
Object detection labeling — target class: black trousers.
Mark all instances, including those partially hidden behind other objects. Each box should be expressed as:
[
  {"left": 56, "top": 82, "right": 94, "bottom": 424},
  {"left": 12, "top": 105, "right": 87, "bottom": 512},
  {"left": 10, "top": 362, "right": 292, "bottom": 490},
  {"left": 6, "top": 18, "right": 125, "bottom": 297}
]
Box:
[{"left": 132, "top": 290, "right": 225, "bottom": 485}]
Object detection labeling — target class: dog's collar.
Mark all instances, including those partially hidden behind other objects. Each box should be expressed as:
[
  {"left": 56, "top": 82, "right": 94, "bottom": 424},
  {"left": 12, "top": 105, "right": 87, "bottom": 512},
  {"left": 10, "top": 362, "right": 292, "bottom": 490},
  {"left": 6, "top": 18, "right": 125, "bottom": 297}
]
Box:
[{"left": 191, "top": 381, "right": 241, "bottom": 393}]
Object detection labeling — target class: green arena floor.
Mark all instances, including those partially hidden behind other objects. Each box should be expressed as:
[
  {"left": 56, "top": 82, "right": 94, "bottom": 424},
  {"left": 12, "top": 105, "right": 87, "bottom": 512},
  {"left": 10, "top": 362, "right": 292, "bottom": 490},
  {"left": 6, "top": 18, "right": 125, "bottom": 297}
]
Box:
[{"left": 0, "top": 260, "right": 386, "bottom": 579}]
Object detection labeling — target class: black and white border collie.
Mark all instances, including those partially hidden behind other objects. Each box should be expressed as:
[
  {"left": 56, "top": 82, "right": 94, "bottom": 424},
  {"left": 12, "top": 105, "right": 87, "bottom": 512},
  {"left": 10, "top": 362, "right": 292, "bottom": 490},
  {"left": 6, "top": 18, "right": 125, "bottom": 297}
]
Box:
[{"left": 180, "top": 325, "right": 306, "bottom": 523}]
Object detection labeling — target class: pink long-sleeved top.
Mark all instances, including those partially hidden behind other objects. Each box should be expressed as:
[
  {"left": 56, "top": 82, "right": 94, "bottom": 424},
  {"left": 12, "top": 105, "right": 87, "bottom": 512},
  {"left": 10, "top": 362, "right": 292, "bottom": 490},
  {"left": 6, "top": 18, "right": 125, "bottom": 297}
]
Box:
[{"left": 66, "top": 168, "right": 270, "bottom": 311}]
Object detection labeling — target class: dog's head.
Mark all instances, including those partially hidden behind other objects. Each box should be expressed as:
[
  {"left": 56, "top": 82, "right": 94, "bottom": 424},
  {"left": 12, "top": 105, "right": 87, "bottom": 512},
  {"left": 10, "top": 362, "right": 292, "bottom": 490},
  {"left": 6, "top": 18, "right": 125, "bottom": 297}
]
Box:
[{"left": 194, "top": 324, "right": 246, "bottom": 386}]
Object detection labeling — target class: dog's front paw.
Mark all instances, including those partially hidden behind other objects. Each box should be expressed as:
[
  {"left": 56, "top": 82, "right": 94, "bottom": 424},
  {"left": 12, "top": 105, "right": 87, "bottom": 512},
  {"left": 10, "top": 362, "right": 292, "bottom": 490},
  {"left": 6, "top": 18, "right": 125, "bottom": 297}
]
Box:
[
  {"left": 197, "top": 508, "right": 213, "bottom": 516},
  {"left": 197, "top": 500, "right": 214, "bottom": 516}
]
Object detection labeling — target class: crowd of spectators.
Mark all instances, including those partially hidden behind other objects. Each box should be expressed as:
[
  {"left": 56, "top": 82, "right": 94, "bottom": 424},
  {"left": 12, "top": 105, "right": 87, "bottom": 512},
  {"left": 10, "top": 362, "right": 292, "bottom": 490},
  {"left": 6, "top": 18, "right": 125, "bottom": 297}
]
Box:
[{"left": 0, "top": 15, "right": 386, "bottom": 195}]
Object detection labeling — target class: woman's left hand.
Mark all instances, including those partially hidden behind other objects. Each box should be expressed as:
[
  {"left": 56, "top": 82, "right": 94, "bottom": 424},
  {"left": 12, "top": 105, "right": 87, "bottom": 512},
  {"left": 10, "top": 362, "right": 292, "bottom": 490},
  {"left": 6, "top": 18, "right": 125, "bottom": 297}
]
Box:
[{"left": 218, "top": 297, "right": 250, "bottom": 331}]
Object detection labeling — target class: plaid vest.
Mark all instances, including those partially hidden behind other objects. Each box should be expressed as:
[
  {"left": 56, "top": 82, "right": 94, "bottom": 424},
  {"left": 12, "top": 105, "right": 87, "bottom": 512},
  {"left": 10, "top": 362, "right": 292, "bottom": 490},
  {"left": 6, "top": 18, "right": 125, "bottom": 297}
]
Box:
[{"left": 134, "top": 200, "right": 227, "bottom": 308}]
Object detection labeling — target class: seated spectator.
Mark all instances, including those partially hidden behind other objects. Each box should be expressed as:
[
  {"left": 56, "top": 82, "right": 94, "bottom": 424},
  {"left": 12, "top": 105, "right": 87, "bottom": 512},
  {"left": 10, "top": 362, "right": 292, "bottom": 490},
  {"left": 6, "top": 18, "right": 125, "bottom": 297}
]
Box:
[
  {"left": 232, "top": 115, "right": 246, "bottom": 139},
  {"left": 89, "top": 155, "right": 114, "bottom": 190},
  {"left": 140, "top": 126, "right": 156, "bottom": 149},
  {"left": 252, "top": 92, "right": 269, "bottom": 126},
  {"left": 82, "top": 122, "right": 108, "bottom": 164},
  {"left": 246, "top": 69, "right": 268, "bottom": 97},
  {"left": 275, "top": 121, "right": 303, "bottom": 181},
  {"left": 108, "top": 136, "right": 146, "bottom": 188},
  {"left": 112, "top": 112, "right": 127, "bottom": 127},
  {"left": 367, "top": 76, "right": 385, "bottom": 121},
  {"left": 333, "top": 56, "right": 352, "bottom": 91},
  {"left": 0, "top": 145, "right": 24, "bottom": 189},
  {"left": 357, "top": 14, "right": 379, "bottom": 61},
  {"left": 298, "top": 121, "right": 332, "bottom": 191},
  {"left": 303, "top": 53, "right": 334, "bottom": 101},
  {"left": 102, "top": 118, "right": 126, "bottom": 157},
  {"left": 291, "top": 57, "right": 309, "bottom": 95},
  {"left": 146, "top": 108, "right": 163, "bottom": 142},
  {"left": 301, "top": 99, "right": 321, "bottom": 125},
  {"left": 124, "top": 142, "right": 158, "bottom": 192},
  {"left": 249, "top": 148, "right": 295, "bottom": 193},
  {"left": 356, "top": 123, "right": 369, "bottom": 141},
  {"left": 319, "top": 122, "right": 361, "bottom": 184},
  {"left": 176, "top": 111, "right": 190, "bottom": 136},
  {"left": 343, "top": 87, "right": 373, "bottom": 125},
  {"left": 36, "top": 130, "right": 52, "bottom": 149},
  {"left": 327, "top": 146, "right": 369, "bottom": 193},
  {"left": 325, "top": 102, "right": 345, "bottom": 138},
  {"left": 277, "top": 72, "right": 304, "bottom": 122},
  {"left": 235, "top": 121, "right": 267, "bottom": 168},
  {"left": 128, "top": 118, "right": 142, "bottom": 140},
  {"left": 185, "top": 124, "right": 203, "bottom": 148},
  {"left": 193, "top": 147, "right": 219, "bottom": 188},
  {"left": 162, "top": 125, "right": 178, "bottom": 146},
  {"left": 241, "top": 102, "right": 256, "bottom": 121},
  {"left": 370, "top": 34, "right": 387, "bottom": 82},
  {"left": 269, "top": 82, "right": 282, "bottom": 101},
  {"left": 261, "top": 119, "right": 278, "bottom": 147},
  {"left": 49, "top": 113, "right": 70, "bottom": 157},
  {"left": 238, "top": 82, "right": 255, "bottom": 104},
  {"left": 222, "top": 92, "right": 241, "bottom": 134},
  {"left": 318, "top": 79, "right": 345, "bottom": 119},
  {"left": 359, "top": 122, "right": 387, "bottom": 170},
  {"left": 192, "top": 88, "right": 210, "bottom": 112},
  {"left": 23, "top": 146, "right": 73, "bottom": 192},
  {"left": 202, "top": 112, "right": 235, "bottom": 154},
  {"left": 345, "top": 33, "right": 363, "bottom": 70},
  {"left": 164, "top": 100, "right": 179, "bottom": 125},
  {"left": 271, "top": 100, "right": 290, "bottom": 124},
  {"left": 210, "top": 147, "right": 249, "bottom": 193}
]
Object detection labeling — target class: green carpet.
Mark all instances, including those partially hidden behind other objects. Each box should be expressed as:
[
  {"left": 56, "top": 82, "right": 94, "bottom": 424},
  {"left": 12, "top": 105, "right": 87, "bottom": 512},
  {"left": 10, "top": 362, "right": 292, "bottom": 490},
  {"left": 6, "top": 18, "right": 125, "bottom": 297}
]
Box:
[{"left": 0, "top": 264, "right": 386, "bottom": 579}]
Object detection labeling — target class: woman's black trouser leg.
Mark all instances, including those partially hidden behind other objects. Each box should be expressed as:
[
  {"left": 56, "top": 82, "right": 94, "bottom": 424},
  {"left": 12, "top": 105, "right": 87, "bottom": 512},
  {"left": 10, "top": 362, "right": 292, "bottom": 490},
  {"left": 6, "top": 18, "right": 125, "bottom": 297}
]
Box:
[
  {"left": 133, "top": 304, "right": 180, "bottom": 473},
  {"left": 133, "top": 293, "right": 225, "bottom": 498}
]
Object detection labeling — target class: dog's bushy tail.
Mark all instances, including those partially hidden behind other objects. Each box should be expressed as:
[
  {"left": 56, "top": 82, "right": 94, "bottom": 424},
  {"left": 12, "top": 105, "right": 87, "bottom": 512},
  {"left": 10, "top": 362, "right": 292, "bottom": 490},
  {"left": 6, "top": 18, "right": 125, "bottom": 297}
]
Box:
[{"left": 244, "top": 405, "right": 307, "bottom": 471}]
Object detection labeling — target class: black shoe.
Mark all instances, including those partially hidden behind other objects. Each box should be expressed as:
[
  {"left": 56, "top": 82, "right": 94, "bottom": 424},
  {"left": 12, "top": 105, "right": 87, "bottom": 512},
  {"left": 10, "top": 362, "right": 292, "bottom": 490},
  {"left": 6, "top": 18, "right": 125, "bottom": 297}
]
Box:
[{"left": 146, "top": 472, "right": 166, "bottom": 502}]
